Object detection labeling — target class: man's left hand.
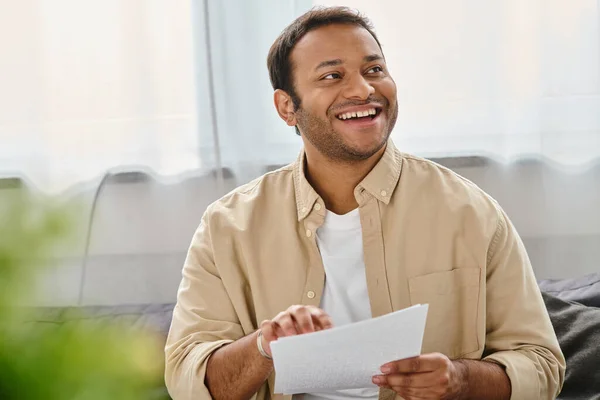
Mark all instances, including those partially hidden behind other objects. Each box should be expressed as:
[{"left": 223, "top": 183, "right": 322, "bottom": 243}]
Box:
[{"left": 372, "top": 353, "right": 466, "bottom": 400}]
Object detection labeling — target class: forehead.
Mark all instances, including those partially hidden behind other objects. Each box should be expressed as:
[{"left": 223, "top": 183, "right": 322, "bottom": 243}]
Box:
[{"left": 291, "top": 24, "right": 383, "bottom": 73}]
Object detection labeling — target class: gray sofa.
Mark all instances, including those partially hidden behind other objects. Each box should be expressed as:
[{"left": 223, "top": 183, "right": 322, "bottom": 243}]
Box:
[
  {"left": 538, "top": 273, "right": 600, "bottom": 400},
  {"left": 26, "top": 272, "right": 600, "bottom": 399},
  {"left": 25, "top": 303, "right": 175, "bottom": 399}
]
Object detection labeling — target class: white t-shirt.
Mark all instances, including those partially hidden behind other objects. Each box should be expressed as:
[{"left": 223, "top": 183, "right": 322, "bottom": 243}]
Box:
[{"left": 293, "top": 208, "right": 378, "bottom": 400}]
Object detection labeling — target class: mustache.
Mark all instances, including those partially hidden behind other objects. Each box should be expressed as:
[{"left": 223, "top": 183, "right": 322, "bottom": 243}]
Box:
[{"left": 328, "top": 96, "right": 389, "bottom": 115}]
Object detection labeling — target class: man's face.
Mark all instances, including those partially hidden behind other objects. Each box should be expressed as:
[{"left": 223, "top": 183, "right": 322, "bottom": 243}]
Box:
[{"left": 289, "top": 24, "right": 398, "bottom": 162}]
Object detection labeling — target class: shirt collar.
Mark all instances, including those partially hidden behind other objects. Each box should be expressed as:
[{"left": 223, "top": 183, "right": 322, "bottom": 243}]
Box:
[{"left": 293, "top": 139, "right": 403, "bottom": 221}]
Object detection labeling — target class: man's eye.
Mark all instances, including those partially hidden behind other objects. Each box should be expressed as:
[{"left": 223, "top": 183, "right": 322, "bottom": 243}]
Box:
[
  {"left": 367, "top": 66, "right": 383, "bottom": 74},
  {"left": 322, "top": 73, "right": 342, "bottom": 80}
]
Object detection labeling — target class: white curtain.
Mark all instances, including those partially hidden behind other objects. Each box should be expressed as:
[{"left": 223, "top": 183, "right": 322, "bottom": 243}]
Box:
[
  {"left": 0, "top": 0, "right": 313, "bottom": 193},
  {"left": 317, "top": 0, "right": 600, "bottom": 165},
  {"left": 1, "top": 0, "right": 598, "bottom": 192},
  {"left": 197, "top": 0, "right": 311, "bottom": 183},
  {"left": 0, "top": 0, "right": 202, "bottom": 193}
]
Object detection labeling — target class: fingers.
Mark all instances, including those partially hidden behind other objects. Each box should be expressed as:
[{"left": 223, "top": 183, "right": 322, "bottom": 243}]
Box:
[
  {"left": 380, "top": 353, "right": 448, "bottom": 374},
  {"left": 374, "top": 353, "right": 458, "bottom": 400},
  {"left": 263, "top": 305, "right": 333, "bottom": 341},
  {"left": 373, "top": 372, "right": 451, "bottom": 400},
  {"left": 373, "top": 371, "right": 440, "bottom": 389},
  {"left": 290, "top": 305, "right": 315, "bottom": 334},
  {"left": 308, "top": 307, "right": 333, "bottom": 331},
  {"left": 275, "top": 311, "right": 298, "bottom": 336}
]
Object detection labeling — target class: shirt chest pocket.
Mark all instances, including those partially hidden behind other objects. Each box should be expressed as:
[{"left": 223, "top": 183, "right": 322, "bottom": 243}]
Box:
[{"left": 408, "top": 267, "right": 481, "bottom": 359}]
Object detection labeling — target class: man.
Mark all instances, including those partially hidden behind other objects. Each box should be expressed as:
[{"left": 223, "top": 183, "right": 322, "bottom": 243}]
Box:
[{"left": 165, "top": 6, "right": 565, "bottom": 400}]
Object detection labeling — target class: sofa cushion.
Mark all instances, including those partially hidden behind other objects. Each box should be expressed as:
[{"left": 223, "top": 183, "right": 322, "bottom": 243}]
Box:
[
  {"left": 541, "top": 292, "right": 600, "bottom": 400},
  {"left": 25, "top": 303, "right": 175, "bottom": 336},
  {"left": 23, "top": 303, "right": 175, "bottom": 399},
  {"left": 538, "top": 272, "right": 600, "bottom": 308}
]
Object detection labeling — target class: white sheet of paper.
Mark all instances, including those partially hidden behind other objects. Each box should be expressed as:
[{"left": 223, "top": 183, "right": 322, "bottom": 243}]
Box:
[{"left": 270, "top": 304, "right": 429, "bottom": 395}]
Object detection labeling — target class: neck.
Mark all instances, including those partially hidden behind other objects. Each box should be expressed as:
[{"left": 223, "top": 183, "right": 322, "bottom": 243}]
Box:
[{"left": 304, "top": 145, "right": 386, "bottom": 215}]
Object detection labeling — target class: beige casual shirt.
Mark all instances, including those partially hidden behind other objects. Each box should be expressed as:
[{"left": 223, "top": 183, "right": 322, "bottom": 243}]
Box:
[{"left": 165, "top": 140, "right": 565, "bottom": 400}]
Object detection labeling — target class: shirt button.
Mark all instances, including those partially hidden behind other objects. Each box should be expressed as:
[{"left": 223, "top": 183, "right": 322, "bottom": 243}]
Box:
[
  {"left": 314, "top": 203, "right": 322, "bottom": 211},
  {"left": 380, "top": 190, "right": 388, "bottom": 197},
  {"left": 305, "top": 229, "right": 312, "bottom": 237},
  {"left": 307, "top": 291, "right": 316, "bottom": 299}
]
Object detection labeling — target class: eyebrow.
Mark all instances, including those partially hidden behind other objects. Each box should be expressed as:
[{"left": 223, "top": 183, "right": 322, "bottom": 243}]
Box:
[
  {"left": 315, "top": 59, "right": 343, "bottom": 71},
  {"left": 314, "top": 54, "right": 384, "bottom": 71},
  {"left": 364, "top": 54, "right": 383, "bottom": 63}
]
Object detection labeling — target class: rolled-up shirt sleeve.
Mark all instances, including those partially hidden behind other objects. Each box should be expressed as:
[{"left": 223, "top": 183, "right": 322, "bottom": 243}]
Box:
[
  {"left": 482, "top": 206, "right": 566, "bottom": 400},
  {"left": 165, "top": 207, "right": 244, "bottom": 399}
]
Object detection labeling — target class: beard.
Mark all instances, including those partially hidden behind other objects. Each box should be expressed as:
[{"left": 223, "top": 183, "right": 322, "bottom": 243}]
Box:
[{"left": 295, "top": 95, "right": 398, "bottom": 163}]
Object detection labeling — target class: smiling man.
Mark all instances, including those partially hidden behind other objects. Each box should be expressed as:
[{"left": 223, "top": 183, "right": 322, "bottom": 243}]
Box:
[{"left": 165, "top": 7, "right": 565, "bottom": 400}]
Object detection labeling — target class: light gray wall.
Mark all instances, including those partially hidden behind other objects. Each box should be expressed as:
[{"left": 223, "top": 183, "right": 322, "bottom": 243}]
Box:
[
  {"left": 9, "top": 158, "right": 600, "bottom": 307},
  {"left": 451, "top": 159, "right": 600, "bottom": 280}
]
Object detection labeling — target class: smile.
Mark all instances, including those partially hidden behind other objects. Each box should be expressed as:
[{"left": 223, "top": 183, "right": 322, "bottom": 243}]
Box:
[{"left": 335, "top": 107, "right": 382, "bottom": 121}]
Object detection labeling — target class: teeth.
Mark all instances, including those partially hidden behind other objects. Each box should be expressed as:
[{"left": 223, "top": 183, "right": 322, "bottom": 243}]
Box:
[{"left": 337, "top": 108, "right": 377, "bottom": 120}]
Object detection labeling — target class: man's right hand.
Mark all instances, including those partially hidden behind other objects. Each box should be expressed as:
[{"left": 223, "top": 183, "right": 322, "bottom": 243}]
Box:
[{"left": 259, "top": 305, "right": 333, "bottom": 357}]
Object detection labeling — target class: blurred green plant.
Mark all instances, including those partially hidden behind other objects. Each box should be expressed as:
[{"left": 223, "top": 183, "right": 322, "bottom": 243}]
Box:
[{"left": 0, "top": 191, "right": 165, "bottom": 399}]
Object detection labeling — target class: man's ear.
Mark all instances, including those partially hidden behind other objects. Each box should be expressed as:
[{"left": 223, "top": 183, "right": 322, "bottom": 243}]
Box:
[{"left": 274, "top": 89, "right": 297, "bottom": 127}]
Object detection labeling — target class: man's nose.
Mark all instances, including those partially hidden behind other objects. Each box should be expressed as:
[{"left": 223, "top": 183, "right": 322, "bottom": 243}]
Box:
[{"left": 342, "top": 73, "right": 376, "bottom": 100}]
